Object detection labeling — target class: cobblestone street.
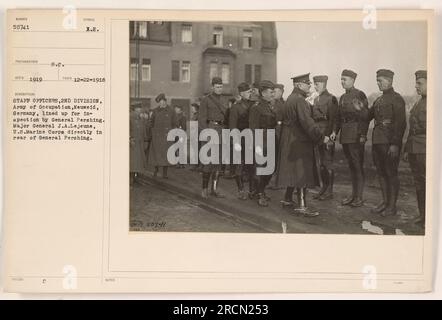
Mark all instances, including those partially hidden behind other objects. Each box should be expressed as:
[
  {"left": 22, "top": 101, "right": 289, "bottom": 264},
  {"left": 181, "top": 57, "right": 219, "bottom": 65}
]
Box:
[
  {"left": 130, "top": 157, "right": 425, "bottom": 235},
  {"left": 130, "top": 179, "right": 262, "bottom": 233}
]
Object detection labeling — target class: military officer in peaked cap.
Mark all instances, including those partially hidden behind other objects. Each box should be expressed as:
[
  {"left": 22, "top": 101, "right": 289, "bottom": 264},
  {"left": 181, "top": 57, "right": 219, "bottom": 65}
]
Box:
[
  {"left": 249, "top": 80, "right": 277, "bottom": 206},
  {"left": 276, "top": 73, "right": 328, "bottom": 216},
  {"left": 404, "top": 70, "right": 427, "bottom": 225},
  {"left": 331, "top": 69, "right": 369, "bottom": 207},
  {"left": 368, "top": 69, "right": 406, "bottom": 216},
  {"left": 311, "top": 75, "right": 338, "bottom": 200},
  {"left": 198, "top": 76, "right": 228, "bottom": 199}
]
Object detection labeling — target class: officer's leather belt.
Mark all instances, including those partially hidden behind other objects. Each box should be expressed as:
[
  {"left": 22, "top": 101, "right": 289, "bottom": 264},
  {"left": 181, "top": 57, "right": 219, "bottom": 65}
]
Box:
[
  {"left": 207, "top": 120, "right": 223, "bottom": 125},
  {"left": 314, "top": 116, "right": 328, "bottom": 122},
  {"left": 374, "top": 119, "right": 392, "bottom": 126},
  {"left": 411, "top": 128, "right": 425, "bottom": 135}
]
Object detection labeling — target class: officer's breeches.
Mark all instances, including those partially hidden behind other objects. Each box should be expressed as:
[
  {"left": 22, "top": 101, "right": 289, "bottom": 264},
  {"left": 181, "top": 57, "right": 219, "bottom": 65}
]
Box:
[
  {"left": 319, "top": 143, "right": 335, "bottom": 169},
  {"left": 372, "top": 144, "right": 400, "bottom": 179},
  {"left": 372, "top": 144, "right": 400, "bottom": 206},
  {"left": 343, "top": 143, "right": 365, "bottom": 198}
]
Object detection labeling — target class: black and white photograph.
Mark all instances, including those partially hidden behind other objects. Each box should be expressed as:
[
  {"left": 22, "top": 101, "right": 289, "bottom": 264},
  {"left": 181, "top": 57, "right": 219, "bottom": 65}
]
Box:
[{"left": 129, "top": 20, "right": 427, "bottom": 235}]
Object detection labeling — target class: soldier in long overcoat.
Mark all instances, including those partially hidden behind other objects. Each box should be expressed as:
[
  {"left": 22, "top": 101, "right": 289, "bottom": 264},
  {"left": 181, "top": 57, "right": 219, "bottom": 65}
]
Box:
[
  {"left": 130, "top": 103, "right": 147, "bottom": 185},
  {"left": 276, "top": 73, "right": 327, "bottom": 216},
  {"left": 147, "top": 93, "right": 176, "bottom": 178}
]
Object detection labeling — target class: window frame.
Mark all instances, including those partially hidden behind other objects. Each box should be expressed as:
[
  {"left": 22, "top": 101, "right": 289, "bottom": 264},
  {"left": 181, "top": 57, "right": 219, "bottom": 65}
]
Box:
[
  {"left": 209, "top": 62, "right": 218, "bottom": 82},
  {"left": 242, "top": 29, "right": 253, "bottom": 49},
  {"left": 213, "top": 27, "right": 224, "bottom": 47},
  {"left": 181, "top": 61, "right": 191, "bottom": 83},
  {"left": 181, "top": 24, "right": 193, "bottom": 43},
  {"left": 221, "top": 63, "right": 230, "bottom": 84},
  {"left": 130, "top": 58, "right": 138, "bottom": 81},
  {"left": 141, "top": 59, "right": 151, "bottom": 82}
]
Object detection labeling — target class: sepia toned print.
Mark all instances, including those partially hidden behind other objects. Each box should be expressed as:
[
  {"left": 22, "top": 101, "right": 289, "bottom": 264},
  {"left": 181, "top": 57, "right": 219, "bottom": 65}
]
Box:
[
  {"left": 129, "top": 20, "right": 427, "bottom": 235},
  {"left": 3, "top": 9, "right": 433, "bottom": 294}
]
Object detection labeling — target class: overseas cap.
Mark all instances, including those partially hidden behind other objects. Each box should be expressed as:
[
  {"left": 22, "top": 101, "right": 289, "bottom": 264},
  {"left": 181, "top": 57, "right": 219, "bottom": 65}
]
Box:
[
  {"left": 341, "top": 69, "right": 357, "bottom": 79},
  {"left": 376, "top": 69, "right": 395, "bottom": 79},
  {"left": 237, "top": 82, "right": 251, "bottom": 93},
  {"left": 211, "top": 77, "right": 223, "bottom": 85},
  {"left": 313, "top": 75, "right": 328, "bottom": 83},
  {"left": 155, "top": 93, "right": 166, "bottom": 103},
  {"left": 415, "top": 70, "right": 427, "bottom": 80},
  {"left": 258, "top": 80, "right": 275, "bottom": 91}
]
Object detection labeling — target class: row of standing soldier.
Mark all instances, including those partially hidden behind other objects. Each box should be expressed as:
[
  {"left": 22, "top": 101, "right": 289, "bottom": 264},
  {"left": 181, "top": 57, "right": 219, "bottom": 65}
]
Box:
[
  {"left": 197, "top": 69, "right": 426, "bottom": 224},
  {"left": 130, "top": 94, "right": 187, "bottom": 182}
]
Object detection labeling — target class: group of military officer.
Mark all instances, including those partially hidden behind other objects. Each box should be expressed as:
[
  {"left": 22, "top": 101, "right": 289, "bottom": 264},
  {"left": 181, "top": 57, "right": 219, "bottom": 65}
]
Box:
[{"left": 197, "top": 68, "right": 427, "bottom": 225}]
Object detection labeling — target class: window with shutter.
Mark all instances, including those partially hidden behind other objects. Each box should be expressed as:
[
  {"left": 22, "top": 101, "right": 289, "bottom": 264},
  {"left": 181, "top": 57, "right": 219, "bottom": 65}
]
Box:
[
  {"left": 171, "top": 60, "right": 180, "bottom": 81},
  {"left": 245, "top": 64, "right": 252, "bottom": 83},
  {"left": 254, "top": 64, "right": 261, "bottom": 83}
]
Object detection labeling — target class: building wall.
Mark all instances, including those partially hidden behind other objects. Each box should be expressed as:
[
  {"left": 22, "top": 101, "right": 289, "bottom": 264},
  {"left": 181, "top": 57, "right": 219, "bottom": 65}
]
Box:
[{"left": 130, "top": 21, "right": 277, "bottom": 113}]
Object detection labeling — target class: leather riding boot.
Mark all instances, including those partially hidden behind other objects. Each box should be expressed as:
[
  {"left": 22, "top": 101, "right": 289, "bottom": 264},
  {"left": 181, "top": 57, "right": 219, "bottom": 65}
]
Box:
[
  {"left": 382, "top": 178, "right": 399, "bottom": 216},
  {"left": 211, "top": 171, "right": 225, "bottom": 198},
  {"left": 314, "top": 167, "right": 328, "bottom": 199},
  {"left": 281, "top": 187, "right": 295, "bottom": 206},
  {"left": 371, "top": 177, "right": 388, "bottom": 214},
  {"left": 258, "top": 193, "right": 269, "bottom": 206},
  {"left": 319, "top": 169, "right": 334, "bottom": 200},
  {"left": 235, "top": 175, "right": 247, "bottom": 200},
  {"left": 294, "top": 188, "right": 319, "bottom": 217}
]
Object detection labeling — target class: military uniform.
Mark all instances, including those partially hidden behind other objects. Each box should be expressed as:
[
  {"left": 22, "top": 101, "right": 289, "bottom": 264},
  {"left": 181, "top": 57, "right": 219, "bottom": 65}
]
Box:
[
  {"left": 198, "top": 92, "right": 227, "bottom": 171},
  {"left": 229, "top": 88, "right": 254, "bottom": 199},
  {"left": 335, "top": 70, "right": 369, "bottom": 207},
  {"left": 267, "top": 92, "right": 285, "bottom": 190},
  {"left": 175, "top": 112, "right": 187, "bottom": 131},
  {"left": 130, "top": 109, "right": 147, "bottom": 175},
  {"left": 405, "top": 70, "right": 427, "bottom": 223},
  {"left": 368, "top": 70, "right": 406, "bottom": 216},
  {"left": 276, "top": 86, "right": 324, "bottom": 188},
  {"left": 249, "top": 81, "right": 277, "bottom": 205},
  {"left": 147, "top": 104, "right": 176, "bottom": 175},
  {"left": 312, "top": 80, "right": 338, "bottom": 200},
  {"left": 276, "top": 74, "right": 324, "bottom": 214},
  {"left": 198, "top": 77, "right": 228, "bottom": 198}
]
